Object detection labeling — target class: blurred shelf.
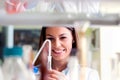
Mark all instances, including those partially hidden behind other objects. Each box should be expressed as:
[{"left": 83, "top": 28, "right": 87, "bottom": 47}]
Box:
[
  {"left": 0, "top": 0, "right": 120, "bottom": 27},
  {"left": 0, "top": 12, "right": 120, "bottom": 26}
]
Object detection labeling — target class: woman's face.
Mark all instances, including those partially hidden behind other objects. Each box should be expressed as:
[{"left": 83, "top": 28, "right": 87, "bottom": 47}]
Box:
[{"left": 45, "top": 27, "right": 73, "bottom": 61}]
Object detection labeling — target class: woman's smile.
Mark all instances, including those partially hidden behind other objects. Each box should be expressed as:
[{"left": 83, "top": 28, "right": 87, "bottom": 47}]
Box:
[{"left": 52, "top": 49, "right": 65, "bottom": 54}]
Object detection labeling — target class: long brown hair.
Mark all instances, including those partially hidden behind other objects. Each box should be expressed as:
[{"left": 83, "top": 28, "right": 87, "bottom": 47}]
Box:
[{"left": 34, "top": 26, "right": 80, "bottom": 80}]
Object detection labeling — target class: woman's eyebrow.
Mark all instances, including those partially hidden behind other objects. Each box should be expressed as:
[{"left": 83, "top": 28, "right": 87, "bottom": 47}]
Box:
[
  {"left": 59, "top": 33, "right": 68, "bottom": 36},
  {"left": 46, "top": 34, "right": 53, "bottom": 37},
  {"left": 46, "top": 33, "right": 68, "bottom": 37}
]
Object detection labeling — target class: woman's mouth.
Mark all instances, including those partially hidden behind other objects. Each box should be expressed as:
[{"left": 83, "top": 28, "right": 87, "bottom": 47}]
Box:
[{"left": 52, "top": 49, "right": 65, "bottom": 54}]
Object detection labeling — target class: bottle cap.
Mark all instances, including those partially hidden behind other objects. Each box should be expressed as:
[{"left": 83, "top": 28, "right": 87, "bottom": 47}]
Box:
[
  {"left": 33, "top": 65, "right": 40, "bottom": 74},
  {"left": 3, "top": 46, "right": 23, "bottom": 57},
  {"left": 33, "top": 66, "right": 39, "bottom": 74}
]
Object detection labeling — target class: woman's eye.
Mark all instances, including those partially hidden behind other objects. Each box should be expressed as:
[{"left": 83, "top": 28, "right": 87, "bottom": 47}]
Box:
[
  {"left": 60, "top": 37, "right": 67, "bottom": 39},
  {"left": 47, "top": 38, "right": 53, "bottom": 41}
]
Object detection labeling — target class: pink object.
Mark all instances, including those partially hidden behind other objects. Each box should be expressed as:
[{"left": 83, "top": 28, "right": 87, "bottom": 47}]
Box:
[{"left": 5, "top": 0, "right": 27, "bottom": 14}]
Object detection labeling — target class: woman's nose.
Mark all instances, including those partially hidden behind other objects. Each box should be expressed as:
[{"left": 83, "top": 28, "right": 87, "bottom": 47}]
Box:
[{"left": 53, "top": 39, "right": 61, "bottom": 48}]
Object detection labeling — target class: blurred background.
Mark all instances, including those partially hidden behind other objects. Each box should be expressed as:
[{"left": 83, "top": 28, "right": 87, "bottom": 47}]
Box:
[{"left": 0, "top": 0, "right": 120, "bottom": 80}]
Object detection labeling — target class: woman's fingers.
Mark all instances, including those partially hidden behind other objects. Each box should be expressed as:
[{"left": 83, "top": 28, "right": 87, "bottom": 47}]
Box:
[
  {"left": 40, "top": 42, "right": 49, "bottom": 67},
  {"left": 46, "top": 70, "right": 68, "bottom": 80},
  {"left": 44, "top": 71, "right": 57, "bottom": 80}
]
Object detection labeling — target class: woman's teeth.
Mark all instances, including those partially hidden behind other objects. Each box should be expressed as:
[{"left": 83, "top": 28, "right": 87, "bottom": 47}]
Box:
[{"left": 53, "top": 50, "right": 64, "bottom": 54}]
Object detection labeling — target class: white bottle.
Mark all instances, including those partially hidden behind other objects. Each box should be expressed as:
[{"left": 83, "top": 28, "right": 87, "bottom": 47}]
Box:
[{"left": 2, "top": 46, "right": 34, "bottom": 80}]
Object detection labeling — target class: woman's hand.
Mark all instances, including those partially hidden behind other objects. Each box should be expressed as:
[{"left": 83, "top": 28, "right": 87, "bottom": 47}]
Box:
[
  {"left": 40, "top": 41, "right": 49, "bottom": 67},
  {"left": 44, "top": 69, "right": 68, "bottom": 80}
]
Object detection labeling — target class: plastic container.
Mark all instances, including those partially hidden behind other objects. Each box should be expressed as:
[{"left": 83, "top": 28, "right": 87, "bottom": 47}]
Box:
[{"left": 2, "top": 46, "right": 35, "bottom": 80}]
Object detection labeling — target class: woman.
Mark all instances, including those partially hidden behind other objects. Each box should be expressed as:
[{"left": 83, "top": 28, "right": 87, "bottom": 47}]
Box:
[{"left": 34, "top": 26, "right": 99, "bottom": 80}]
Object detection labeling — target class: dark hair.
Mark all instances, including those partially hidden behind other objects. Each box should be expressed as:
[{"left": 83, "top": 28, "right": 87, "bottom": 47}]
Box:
[{"left": 34, "top": 26, "right": 80, "bottom": 80}]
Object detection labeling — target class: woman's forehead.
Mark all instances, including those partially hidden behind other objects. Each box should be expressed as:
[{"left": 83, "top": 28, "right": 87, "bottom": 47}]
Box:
[
  {"left": 46, "top": 27, "right": 71, "bottom": 33},
  {"left": 45, "top": 27, "right": 73, "bottom": 36}
]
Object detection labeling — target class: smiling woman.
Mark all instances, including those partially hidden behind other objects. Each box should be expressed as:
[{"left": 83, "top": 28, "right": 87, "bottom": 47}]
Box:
[{"left": 33, "top": 26, "right": 100, "bottom": 80}]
